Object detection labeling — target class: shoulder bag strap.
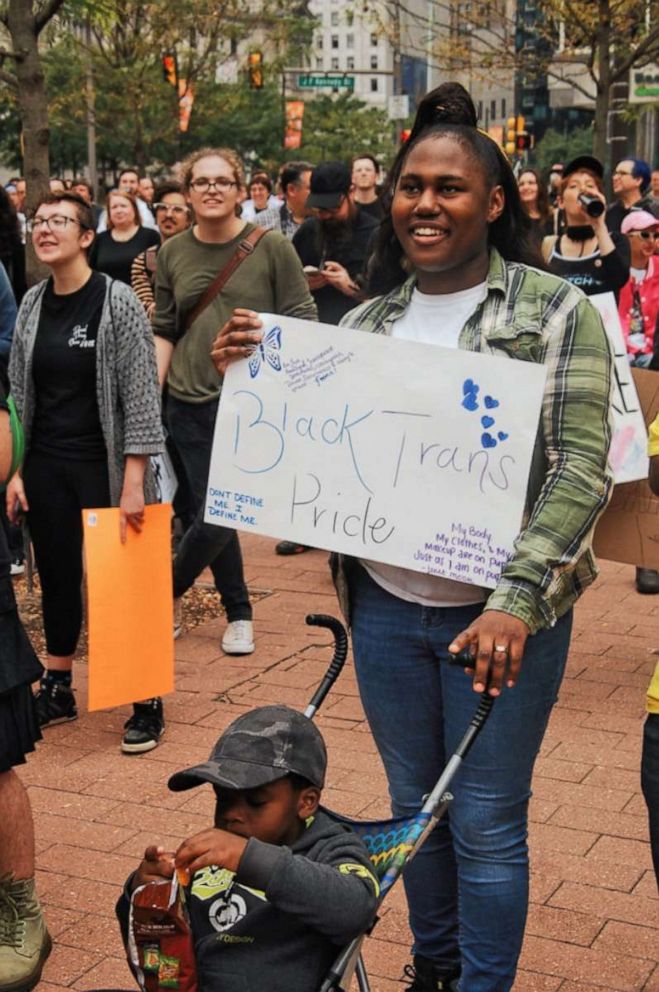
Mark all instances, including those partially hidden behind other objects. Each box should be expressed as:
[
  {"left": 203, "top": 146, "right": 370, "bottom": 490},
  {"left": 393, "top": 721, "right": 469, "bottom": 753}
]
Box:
[{"left": 184, "top": 226, "right": 269, "bottom": 332}]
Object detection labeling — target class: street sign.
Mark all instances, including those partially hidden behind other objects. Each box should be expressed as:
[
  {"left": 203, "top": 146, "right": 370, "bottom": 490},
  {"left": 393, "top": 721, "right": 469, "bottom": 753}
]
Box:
[
  {"left": 388, "top": 94, "right": 410, "bottom": 120},
  {"left": 629, "top": 64, "right": 659, "bottom": 103},
  {"left": 298, "top": 74, "right": 355, "bottom": 89}
]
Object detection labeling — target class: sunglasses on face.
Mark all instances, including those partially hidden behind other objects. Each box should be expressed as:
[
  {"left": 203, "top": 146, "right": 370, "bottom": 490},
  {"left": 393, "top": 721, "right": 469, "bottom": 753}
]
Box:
[
  {"left": 154, "top": 203, "right": 190, "bottom": 216},
  {"left": 630, "top": 230, "right": 659, "bottom": 240}
]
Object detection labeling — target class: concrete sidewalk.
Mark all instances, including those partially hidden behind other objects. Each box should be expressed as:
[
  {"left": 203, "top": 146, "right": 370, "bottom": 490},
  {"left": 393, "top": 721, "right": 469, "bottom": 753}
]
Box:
[{"left": 23, "top": 535, "right": 657, "bottom": 991}]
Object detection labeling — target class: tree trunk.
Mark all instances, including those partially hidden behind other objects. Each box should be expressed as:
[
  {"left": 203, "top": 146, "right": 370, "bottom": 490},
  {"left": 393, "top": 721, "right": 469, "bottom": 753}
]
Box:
[{"left": 7, "top": 0, "right": 50, "bottom": 284}]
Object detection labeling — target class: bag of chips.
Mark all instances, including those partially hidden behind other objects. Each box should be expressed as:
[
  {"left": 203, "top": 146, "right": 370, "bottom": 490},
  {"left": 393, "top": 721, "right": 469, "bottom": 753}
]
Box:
[{"left": 127, "top": 873, "right": 197, "bottom": 992}]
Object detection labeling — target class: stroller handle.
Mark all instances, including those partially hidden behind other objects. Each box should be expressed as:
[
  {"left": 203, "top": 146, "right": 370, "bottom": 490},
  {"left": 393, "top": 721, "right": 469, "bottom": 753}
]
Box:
[{"left": 304, "top": 614, "right": 349, "bottom": 718}]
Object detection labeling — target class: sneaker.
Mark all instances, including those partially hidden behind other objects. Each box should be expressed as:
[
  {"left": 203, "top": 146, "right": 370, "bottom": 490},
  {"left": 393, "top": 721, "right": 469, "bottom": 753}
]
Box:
[
  {"left": 174, "top": 597, "right": 184, "bottom": 640},
  {"left": 0, "top": 875, "right": 52, "bottom": 992},
  {"left": 121, "top": 698, "right": 164, "bottom": 754},
  {"left": 34, "top": 682, "right": 77, "bottom": 729},
  {"left": 275, "top": 540, "right": 310, "bottom": 556},
  {"left": 221, "top": 620, "right": 255, "bottom": 655},
  {"left": 403, "top": 955, "right": 460, "bottom": 991},
  {"left": 9, "top": 560, "right": 24, "bottom": 578}
]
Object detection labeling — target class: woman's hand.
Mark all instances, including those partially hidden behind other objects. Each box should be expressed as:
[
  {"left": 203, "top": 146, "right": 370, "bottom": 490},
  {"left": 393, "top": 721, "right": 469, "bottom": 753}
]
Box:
[
  {"left": 175, "top": 828, "right": 248, "bottom": 876},
  {"left": 6, "top": 472, "right": 28, "bottom": 524},
  {"left": 322, "top": 261, "right": 361, "bottom": 298},
  {"left": 119, "top": 481, "right": 145, "bottom": 544},
  {"left": 448, "top": 609, "right": 530, "bottom": 695},
  {"left": 210, "top": 309, "right": 263, "bottom": 377},
  {"left": 132, "top": 845, "right": 175, "bottom": 891}
]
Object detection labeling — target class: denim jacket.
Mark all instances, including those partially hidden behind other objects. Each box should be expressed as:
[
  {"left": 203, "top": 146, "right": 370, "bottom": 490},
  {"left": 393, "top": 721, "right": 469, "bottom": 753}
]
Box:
[{"left": 331, "top": 249, "right": 614, "bottom": 635}]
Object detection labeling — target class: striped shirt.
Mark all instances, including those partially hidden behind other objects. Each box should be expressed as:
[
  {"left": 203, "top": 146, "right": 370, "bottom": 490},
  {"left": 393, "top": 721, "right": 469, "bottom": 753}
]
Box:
[{"left": 332, "top": 248, "right": 614, "bottom": 634}]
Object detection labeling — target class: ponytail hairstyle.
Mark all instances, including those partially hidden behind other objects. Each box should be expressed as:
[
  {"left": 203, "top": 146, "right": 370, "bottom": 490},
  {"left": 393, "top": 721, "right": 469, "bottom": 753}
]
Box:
[{"left": 368, "top": 82, "right": 542, "bottom": 295}]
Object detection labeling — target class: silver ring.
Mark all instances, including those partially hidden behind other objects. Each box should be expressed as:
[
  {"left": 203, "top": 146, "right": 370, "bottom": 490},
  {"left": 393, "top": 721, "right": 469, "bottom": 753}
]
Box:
[{"left": 494, "top": 644, "right": 508, "bottom": 653}]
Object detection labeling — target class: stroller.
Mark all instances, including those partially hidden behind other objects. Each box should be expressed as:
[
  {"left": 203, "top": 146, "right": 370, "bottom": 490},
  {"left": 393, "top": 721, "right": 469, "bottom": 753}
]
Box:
[
  {"left": 300, "top": 613, "right": 494, "bottom": 992},
  {"left": 90, "top": 613, "right": 494, "bottom": 992}
]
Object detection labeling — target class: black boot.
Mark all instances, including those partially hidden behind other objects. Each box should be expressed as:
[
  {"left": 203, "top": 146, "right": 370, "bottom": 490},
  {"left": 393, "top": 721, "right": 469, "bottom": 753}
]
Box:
[
  {"left": 403, "top": 954, "right": 461, "bottom": 991},
  {"left": 636, "top": 567, "right": 659, "bottom": 594}
]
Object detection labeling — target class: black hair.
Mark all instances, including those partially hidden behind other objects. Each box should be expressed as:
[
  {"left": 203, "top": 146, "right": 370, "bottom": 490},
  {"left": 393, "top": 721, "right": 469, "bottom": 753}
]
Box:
[
  {"left": 249, "top": 171, "right": 272, "bottom": 194},
  {"left": 352, "top": 153, "right": 380, "bottom": 173},
  {"left": 288, "top": 772, "right": 315, "bottom": 791},
  {"left": 34, "top": 192, "right": 96, "bottom": 233},
  {"left": 153, "top": 180, "right": 183, "bottom": 203},
  {"left": 119, "top": 167, "right": 140, "bottom": 181},
  {"left": 73, "top": 177, "right": 93, "bottom": 197},
  {"left": 280, "top": 161, "right": 313, "bottom": 195},
  {"left": 367, "top": 82, "right": 542, "bottom": 296},
  {"left": 0, "top": 186, "right": 21, "bottom": 259}
]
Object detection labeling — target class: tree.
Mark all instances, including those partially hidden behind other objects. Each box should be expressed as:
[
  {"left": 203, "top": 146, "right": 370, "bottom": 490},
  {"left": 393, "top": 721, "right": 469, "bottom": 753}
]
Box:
[
  {"left": 299, "top": 93, "right": 393, "bottom": 163},
  {"left": 0, "top": 0, "right": 67, "bottom": 216},
  {"left": 531, "top": 124, "right": 594, "bottom": 172},
  {"left": 368, "top": 0, "right": 659, "bottom": 169}
]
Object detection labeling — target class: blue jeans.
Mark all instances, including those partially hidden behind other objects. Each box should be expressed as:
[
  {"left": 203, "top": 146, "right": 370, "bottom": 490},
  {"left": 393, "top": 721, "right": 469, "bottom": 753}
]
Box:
[
  {"left": 167, "top": 396, "right": 251, "bottom": 621},
  {"left": 350, "top": 567, "right": 572, "bottom": 992}
]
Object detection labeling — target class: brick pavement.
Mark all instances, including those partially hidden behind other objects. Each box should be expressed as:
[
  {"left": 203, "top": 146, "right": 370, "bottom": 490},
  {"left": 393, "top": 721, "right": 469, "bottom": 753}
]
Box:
[{"left": 21, "top": 535, "right": 657, "bottom": 991}]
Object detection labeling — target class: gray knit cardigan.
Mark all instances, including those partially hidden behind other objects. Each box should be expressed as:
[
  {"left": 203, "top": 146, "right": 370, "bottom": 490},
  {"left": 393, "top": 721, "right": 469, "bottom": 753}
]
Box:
[{"left": 9, "top": 275, "right": 165, "bottom": 505}]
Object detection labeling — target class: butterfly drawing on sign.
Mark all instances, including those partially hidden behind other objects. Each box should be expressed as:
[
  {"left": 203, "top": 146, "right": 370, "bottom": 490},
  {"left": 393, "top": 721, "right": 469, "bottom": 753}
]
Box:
[{"left": 248, "top": 325, "right": 283, "bottom": 379}]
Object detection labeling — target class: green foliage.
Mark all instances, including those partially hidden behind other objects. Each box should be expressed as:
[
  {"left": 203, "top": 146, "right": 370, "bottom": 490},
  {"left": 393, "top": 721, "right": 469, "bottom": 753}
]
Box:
[
  {"left": 299, "top": 93, "right": 393, "bottom": 165},
  {"left": 530, "top": 125, "right": 594, "bottom": 173}
]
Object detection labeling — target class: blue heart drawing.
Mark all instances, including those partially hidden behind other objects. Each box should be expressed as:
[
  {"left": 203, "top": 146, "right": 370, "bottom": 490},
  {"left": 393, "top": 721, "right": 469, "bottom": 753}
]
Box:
[
  {"left": 462, "top": 378, "right": 480, "bottom": 412},
  {"left": 497, "top": 431, "right": 509, "bottom": 441},
  {"left": 481, "top": 432, "right": 497, "bottom": 449},
  {"left": 484, "top": 395, "right": 500, "bottom": 409},
  {"left": 481, "top": 415, "right": 495, "bottom": 429},
  {"left": 463, "top": 394, "right": 479, "bottom": 411},
  {"left": 463, "top": 378, "right": 479, "bottom": 396}
]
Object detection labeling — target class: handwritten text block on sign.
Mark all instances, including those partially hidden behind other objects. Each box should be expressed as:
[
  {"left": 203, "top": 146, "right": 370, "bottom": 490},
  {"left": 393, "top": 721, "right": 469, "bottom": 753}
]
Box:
[{"left": 204, "top": 314, "right": 547, "bottom": 588}]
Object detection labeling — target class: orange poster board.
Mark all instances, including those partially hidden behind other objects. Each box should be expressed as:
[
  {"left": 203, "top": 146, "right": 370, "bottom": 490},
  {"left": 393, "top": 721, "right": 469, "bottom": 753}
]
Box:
[{"left": 83, "top": 504, "right": 174, "bottom": 711}]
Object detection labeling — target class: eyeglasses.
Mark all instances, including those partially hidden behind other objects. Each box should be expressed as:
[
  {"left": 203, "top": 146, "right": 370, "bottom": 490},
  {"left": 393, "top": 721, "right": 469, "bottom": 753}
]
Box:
[
  {"left": 189, "top": 177, "right": 237, "bottom": 193},
  {"left": 28, "top": 214, "right": 84, "bottom": 234},
  {"left": 613, "top": 169, "right": 633, "bottom": 177},
  {"left": 153, "top": 202, "right": 190, "bottom": 216},
  {"left": 630, "top": 230, "right": 659, "bottom": 240}
]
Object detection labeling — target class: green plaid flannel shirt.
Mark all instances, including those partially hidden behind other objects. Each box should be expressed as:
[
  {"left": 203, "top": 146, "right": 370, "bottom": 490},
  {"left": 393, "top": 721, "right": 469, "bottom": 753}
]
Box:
[{"left": 332, "top": 248, "right": 614, "bottom": 634}]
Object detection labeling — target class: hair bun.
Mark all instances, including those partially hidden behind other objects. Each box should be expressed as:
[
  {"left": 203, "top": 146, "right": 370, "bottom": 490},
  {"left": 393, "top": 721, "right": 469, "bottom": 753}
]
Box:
[{"left": 409, "top": 82, "right": 478, "bottom": 142}]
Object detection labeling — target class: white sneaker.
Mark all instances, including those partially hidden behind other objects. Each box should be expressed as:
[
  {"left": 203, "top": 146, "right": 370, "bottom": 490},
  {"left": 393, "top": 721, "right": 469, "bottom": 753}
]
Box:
[
  {"left": 174, "top": 597, "right": 183, "bottom": 640},
  {"left": 221, "top": 620, "right": 254, "bottom": 655}
]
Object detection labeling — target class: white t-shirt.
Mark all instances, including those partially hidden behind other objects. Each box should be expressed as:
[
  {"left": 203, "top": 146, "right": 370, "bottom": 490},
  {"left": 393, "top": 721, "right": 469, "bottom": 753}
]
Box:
[
  {"left": 630, "top": 266, "right": 647, "bottom": 283},
  {"left": 361, "top": 281, "right": 489, "bottom": 607}
]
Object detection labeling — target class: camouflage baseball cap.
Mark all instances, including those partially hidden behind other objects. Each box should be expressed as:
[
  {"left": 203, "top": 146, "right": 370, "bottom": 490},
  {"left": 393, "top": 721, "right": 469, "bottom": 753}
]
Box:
[{"left": 167, "top": 705, "right": 327, "bottom": 792}]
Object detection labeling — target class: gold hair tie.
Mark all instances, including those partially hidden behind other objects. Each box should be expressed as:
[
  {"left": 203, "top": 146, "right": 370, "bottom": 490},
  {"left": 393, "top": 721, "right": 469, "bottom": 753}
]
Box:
[{"left": 477, "top": 127, "right": 498, "bottom": 143}]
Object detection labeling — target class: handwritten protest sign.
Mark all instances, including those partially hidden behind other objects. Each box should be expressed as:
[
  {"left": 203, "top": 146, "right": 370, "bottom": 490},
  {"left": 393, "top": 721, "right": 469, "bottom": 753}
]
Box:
[
  {"left": 205, "top": 315, "right": 546, "bottom": 589},
  {"left": 84, "top": 504, "right": 174, "bottom": 711},
  {"left": 590, "top": 292, "right": 648, "bottom": 484},
  {"left": 594, "top": 368, "right": 659, "bottom": 569}
]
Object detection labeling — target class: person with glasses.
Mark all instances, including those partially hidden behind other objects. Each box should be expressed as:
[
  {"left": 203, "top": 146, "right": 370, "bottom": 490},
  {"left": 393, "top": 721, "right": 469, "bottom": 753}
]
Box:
[
  {"left": 618, "top": 210, "right": 659, "bottom": 369},
  {"left": 6, "top": 193, "right": 165, "bottom": 751},
  {"left": 606, "top": 158, "right": 655, "bottom": 234},
  {"left": 152, "top": 147, "right": 316, "bottom": 654},
  {"left": 543, "top": 155, "right": 630, "bottom": 300},
  {"left": 131, "top": 181, "right": 191, "bottom": 320},
  {"left": 90, "top": 189, "right": 160, "bottom": 286}
]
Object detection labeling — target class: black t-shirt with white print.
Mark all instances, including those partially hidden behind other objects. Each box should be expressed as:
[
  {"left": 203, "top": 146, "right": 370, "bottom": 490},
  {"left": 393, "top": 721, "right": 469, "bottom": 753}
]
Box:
[{"left": 31, "top": 271, "right": 107, "bottom": 460}]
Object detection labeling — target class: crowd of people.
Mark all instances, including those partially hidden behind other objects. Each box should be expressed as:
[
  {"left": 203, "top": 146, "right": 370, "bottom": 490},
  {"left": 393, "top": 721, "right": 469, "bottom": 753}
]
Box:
[{"left": 0, "top": 81, "right": 658, "bottom": 992}]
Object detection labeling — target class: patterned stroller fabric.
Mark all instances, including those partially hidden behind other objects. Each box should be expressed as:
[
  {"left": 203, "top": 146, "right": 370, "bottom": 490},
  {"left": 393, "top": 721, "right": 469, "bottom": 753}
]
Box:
[{"left": 324, "top": 809, "right": 432, "bottom": 897}]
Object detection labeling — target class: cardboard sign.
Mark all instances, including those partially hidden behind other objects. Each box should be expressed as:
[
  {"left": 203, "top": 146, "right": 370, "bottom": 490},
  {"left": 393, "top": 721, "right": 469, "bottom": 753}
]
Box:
[
  {"left": 594, "top": 368, "right": 659, "bottom": 568},
  {"left": 83, "top": 503, "right": 174, "bottom": 711},
  {"left": 205, "top": 314, "right": 547, "bottom": 589},
  {"left": 590, "top": 292, "right": 648, "bottom": 483}
]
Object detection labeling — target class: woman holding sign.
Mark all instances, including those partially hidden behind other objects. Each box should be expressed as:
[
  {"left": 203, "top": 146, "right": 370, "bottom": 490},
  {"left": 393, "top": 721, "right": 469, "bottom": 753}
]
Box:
[
  {"left": 6, "top": 191, "right": 165, "bottom": 754},
  {"left": 211, "top": 84, "right": 614, "bottom": 992}
]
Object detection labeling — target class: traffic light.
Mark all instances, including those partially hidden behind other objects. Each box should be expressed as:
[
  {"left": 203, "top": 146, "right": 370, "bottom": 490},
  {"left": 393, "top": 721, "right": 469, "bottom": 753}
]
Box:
[
  {"left": 248, "top": 51, "right": 264, "bottom": 89},
  {"left": 505, "top": 116, "right": 516, "bottom": 156},
  {"left": 400, "top": 128, "right": 411, "bottom": 143},
  {"left": 516, "top": 132, "right": 531, "bottom": 151},
  {"left": 162, "top": 53, "right": 177, "bottom": 88}
]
